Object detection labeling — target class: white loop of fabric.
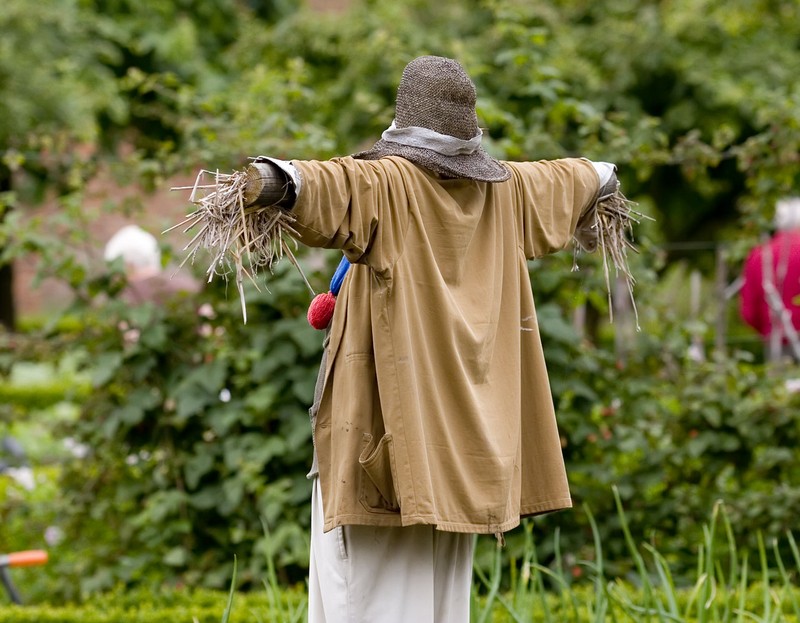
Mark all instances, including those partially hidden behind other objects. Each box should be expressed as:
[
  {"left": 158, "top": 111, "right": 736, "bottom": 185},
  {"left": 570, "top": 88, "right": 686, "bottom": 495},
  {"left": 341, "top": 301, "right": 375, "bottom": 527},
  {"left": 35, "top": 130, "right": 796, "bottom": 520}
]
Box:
[
  {"left": 579, "top": 157, "right": 616, "bottom": 186},
  {"left": 254, "top": 155, "right": 303, "bottom": 196},
  {"left": 381, "top": 120, "right": 483, "bottom": 156}
]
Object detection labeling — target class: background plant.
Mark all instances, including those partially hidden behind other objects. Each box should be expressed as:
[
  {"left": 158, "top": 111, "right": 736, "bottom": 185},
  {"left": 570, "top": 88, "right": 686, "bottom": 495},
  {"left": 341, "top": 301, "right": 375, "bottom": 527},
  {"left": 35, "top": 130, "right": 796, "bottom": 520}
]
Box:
[{"left": 2, "top": 0, "right": 800, "bottom": 603}]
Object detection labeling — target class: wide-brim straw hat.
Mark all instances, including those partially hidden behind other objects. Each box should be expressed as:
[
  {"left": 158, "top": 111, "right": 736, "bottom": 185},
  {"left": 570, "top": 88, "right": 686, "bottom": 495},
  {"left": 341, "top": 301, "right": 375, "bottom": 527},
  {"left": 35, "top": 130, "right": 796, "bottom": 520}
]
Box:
[{"left": 353, "top": 56, "right": 511, "bottom": 183}]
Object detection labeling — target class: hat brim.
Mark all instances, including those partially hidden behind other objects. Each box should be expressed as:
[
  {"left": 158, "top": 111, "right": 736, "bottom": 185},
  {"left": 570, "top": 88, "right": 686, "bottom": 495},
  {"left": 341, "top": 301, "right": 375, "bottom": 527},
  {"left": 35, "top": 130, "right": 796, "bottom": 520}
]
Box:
[{"left": 353, "top": 139, "right": 511, "bottom": 183}]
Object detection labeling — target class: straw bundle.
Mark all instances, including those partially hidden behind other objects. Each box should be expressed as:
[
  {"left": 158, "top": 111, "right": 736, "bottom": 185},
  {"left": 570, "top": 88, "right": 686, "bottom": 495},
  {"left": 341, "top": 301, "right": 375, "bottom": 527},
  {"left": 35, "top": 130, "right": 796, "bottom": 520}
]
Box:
[
  {"left": 573, "top": 189, "right": 651, "bottom": 329},
  {"left": 167, "top": 163, "right": 312, "bottom": 323}
]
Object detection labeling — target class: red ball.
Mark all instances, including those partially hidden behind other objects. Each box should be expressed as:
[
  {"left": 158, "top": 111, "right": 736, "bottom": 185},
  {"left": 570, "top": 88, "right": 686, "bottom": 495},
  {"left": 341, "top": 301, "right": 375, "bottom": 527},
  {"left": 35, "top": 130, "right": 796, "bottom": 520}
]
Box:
[{"left": 307, "top": 292, "right": 337, "bottom": 330}]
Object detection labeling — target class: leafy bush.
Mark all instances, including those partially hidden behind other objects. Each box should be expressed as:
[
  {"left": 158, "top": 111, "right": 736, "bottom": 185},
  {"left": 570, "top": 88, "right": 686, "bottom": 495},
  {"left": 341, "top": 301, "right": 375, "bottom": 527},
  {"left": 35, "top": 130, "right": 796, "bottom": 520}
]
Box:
[
  {"left": 0, "top": 586, "right": 304, "bottom": 623},
  {"left": 512, "top": 283, "right": 800, "bottom": 580},
  {"left": 45, "top": 257, "right": 332, "bottom": 597},
  {"left": 4, "top": 0, "right": 800, "bottom": 603},
  {"left": 3, "top": 500, "right": 800, "bottom": 622},
  {"left": 7, "top": 246, "right": 797, "bottom": 601}
]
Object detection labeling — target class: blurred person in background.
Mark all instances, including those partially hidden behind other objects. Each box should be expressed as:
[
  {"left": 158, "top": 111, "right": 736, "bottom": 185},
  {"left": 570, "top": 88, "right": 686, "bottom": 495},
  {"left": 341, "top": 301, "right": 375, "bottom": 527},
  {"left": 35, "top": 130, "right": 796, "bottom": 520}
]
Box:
[
  {"left": 104, "top": 224, "right": 199, "bottom": 305},
  {"left": 740, "top": 197, "right": 800, "bottom": 362}
]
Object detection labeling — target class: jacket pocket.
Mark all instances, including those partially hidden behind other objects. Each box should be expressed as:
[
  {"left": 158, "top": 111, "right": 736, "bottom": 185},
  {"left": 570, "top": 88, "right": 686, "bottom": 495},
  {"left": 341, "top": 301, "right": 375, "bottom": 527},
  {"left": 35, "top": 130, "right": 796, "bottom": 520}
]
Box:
[{"left": 358, "top": 433, "right": 400, "bottom": 513}]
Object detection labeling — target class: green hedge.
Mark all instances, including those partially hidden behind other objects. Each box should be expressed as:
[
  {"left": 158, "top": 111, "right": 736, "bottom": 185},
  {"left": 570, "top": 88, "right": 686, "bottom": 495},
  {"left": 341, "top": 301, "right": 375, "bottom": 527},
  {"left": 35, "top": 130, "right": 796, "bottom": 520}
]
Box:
[
  {"left": 0, "top": 588, "right": 301, "bottom": 623},
  {"left": 4, "top": 0, "right": 800, "bottom": 600},
  {"left": 2, "top": 584, "right": 799, "bottom": 623},
  {"left": 0, "top": 382, "right": 90, "bottom": 413},
  {"left": 0, "top": 606, "right": 223, "bottom": 623}
]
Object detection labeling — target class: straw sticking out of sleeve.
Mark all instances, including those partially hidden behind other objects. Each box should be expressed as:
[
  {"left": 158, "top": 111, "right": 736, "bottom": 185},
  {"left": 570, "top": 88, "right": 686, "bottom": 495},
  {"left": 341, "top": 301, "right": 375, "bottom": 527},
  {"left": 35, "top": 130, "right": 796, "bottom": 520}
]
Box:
[
  {"left": 573, "top": 189, "right": 652, "bottom": 330},
  {"left": 167, "top": 167, "right": 313, "bottom": 323}
]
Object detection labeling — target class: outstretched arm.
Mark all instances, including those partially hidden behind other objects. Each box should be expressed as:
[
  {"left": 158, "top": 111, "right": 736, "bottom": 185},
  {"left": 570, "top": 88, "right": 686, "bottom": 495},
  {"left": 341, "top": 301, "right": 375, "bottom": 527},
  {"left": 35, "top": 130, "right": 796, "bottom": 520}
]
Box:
[
  {"left": 244, "top": 156, "right": 408, "bottom": 268},
  {"left": 509, "top": 158, "right": 605, "bottom": 259}
]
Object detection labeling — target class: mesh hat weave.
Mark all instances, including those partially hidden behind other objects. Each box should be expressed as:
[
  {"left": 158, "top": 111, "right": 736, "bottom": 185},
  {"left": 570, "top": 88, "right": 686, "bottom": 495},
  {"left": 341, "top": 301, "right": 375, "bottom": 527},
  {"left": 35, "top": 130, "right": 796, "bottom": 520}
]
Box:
[{"left": 353, "top": 56, "right": 511, "bottom": 183}]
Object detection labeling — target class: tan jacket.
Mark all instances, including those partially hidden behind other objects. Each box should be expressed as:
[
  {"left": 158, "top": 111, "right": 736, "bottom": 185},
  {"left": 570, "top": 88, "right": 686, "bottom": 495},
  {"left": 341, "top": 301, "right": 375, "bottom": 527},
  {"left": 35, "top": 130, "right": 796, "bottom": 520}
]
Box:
[{"left": 291, "top": 155, "right": 600, "bottom": 533}]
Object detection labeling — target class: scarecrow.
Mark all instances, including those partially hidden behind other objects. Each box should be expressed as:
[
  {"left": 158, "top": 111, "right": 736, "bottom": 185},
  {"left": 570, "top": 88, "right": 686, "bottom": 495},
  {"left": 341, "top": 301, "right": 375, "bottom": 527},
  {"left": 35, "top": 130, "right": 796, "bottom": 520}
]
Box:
[{"left": 174, "top": 55, "right": 642, "bottom": 623}]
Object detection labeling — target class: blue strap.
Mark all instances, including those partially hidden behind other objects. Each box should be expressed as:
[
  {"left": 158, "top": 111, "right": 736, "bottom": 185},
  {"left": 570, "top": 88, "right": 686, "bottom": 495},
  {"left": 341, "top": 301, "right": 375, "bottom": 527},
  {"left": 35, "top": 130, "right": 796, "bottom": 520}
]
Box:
[{"left": 330, "top": 256, "right": 351, "bottom": 296}]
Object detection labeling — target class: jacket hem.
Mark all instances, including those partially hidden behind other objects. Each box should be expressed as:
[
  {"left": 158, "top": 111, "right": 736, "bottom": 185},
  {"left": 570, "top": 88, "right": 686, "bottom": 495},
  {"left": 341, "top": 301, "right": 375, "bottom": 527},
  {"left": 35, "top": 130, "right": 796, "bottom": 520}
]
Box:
[
  {"left": 520, "top": 497, "right": 573, "bottom": 517},
  {"left": 323, "top": 496, "right": 573, "bottom": 534}
]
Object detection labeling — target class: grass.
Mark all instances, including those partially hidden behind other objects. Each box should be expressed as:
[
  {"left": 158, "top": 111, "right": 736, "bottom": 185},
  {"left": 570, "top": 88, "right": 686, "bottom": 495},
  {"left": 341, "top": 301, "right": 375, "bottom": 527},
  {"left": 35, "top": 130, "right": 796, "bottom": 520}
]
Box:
[
  {"left": 2, "top": 487, "right": 799, "bottom": 622},
  {"left": 3, "top": 384, "right": 799, "bottom": 623},
  {"left": 215, "top": 486, "right": 800, "bottom": 623},
  {"left": 469, "top": 486, "right": 800, "bottom": 623}
]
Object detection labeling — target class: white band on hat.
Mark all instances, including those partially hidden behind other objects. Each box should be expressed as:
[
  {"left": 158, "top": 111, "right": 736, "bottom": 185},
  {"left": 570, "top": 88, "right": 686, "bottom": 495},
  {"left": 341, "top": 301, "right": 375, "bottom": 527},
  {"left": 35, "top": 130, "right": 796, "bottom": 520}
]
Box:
[{"left": 381, "top": 120, "right": 483, "bottom": 156}]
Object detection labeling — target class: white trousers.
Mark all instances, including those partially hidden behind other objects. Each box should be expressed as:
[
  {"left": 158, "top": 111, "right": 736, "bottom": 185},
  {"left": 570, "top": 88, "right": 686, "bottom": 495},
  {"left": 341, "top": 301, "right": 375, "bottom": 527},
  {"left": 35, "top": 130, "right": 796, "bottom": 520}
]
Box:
[{"left": 308, "top": 478, "right": 475, "bottom": 623}]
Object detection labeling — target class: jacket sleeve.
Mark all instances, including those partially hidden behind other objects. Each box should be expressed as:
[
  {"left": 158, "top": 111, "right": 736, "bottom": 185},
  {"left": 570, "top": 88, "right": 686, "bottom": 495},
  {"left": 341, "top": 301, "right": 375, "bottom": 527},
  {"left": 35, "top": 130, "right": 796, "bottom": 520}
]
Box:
[
  {"left": 288, "top": 157, "right": 407, "bottom": 270},
  {"left": 740, "top": 246, "right": 768, "bottom": 335},
  {"left": 506, "top": 158, "right": 600, "bottom": 260}
]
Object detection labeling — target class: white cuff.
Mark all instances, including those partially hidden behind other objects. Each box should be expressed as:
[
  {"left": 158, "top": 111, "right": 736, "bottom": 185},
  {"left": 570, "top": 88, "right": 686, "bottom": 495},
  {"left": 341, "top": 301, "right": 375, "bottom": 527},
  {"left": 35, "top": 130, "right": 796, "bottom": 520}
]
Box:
[
  {"left": 587, "top": 160, "right": 616, "bottom": 187},
  {"left": 253, "top": 156, "right": 302, "bottom": 197}
]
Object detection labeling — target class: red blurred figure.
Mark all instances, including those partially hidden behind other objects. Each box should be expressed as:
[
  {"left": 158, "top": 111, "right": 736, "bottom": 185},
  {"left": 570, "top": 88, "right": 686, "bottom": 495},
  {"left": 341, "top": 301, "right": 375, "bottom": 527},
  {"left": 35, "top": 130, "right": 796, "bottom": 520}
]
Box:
[{"left": 740, "top": 197, "right": 800, "bottom": 361}]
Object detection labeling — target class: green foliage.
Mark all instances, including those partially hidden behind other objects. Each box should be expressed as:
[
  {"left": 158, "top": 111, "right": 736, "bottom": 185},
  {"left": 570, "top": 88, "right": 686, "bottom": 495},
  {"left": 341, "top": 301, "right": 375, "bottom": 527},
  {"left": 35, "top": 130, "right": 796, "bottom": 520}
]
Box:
[
  {"left": 0, "top": 368, "right": 90, "bottom": 413},
  {"left": 8, "top": 243, "right": 800, "bottom": 601},
  {"left": 0, "top": 383, "right": 86, "bottom": 414},
  {"left": 0, "top": 0, "right": 122, "bottom": 149},
  {"left": 45, "top": 257, "right": 330, "bottom": 597},
  {"left": 4, "top": 0, "right": 800, "bottom": 605},
  {"left": 0, "top": 586, "right": 305, "bottom": 622},
  {"left": 179, "top": 0, "right": 800, "bottom": 242},
  {"left": 3, "top": 501, "right": 800, "bottom": 622},
  {"left": 517, "top": 287, "right": 800, "bottom": 580},
  {"left": 0, "top": 0, "right": 295, "bottom": 330}
]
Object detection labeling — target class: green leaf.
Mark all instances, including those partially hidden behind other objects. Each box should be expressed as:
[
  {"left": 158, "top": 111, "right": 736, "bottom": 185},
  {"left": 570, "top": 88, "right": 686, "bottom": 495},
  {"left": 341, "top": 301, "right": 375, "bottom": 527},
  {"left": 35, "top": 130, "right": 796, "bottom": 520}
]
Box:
[
  {"left": 174, "top": 391, "right": 213, "bottom": 422},
  {"left": 185, "top": 450, "right": 215, "bottom": 490},
  {"left": 163, "top": 546, "right": 189, "bottom": 567},
  {"left": 221, "top": 555, "right": 237, "bottom": 623},
  {"left": 189, "top": 484, "right": 223, "bottom": 510},
  {"left": 244, "top": 385, "right": 279, "bottom": 411},
  {"left": 91, "top": 352, "right": 123, "bottom": 387}
]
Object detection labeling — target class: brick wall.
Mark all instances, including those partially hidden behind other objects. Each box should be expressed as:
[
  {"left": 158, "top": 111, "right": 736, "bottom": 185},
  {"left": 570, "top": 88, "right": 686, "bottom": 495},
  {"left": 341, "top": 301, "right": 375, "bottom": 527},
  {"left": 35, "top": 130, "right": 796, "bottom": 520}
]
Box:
[
  {"left": 14, "top": 0, "right": 353, "bottom": 320},
  {"left": 14, "top": 171, "right": 198, "bottom": 318}
]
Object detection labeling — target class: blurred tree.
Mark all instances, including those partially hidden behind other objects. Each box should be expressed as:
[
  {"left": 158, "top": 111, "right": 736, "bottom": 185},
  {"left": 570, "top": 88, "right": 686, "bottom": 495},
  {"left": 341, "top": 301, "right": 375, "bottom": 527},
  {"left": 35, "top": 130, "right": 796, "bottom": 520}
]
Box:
[
  {"left": 0, "top": 0, "right": 121, "bottom": 328},
  {"left": 0, "top": 0, "right": 296, "bottom": 329},
  {"left": 474, "top": 0, "right": 800, "bottom": 250},
  {"left": 4, "top": 0, "right": 800, "bottom": 597},
  {"left": 188, "top": 0, "right": 800, "bottom": 250}
]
